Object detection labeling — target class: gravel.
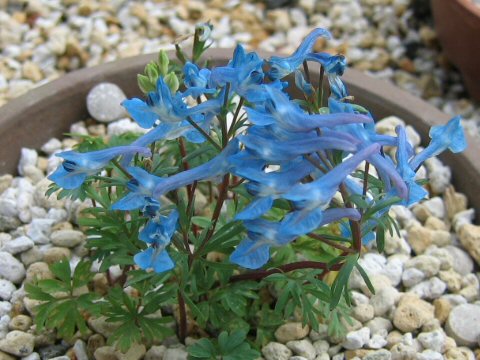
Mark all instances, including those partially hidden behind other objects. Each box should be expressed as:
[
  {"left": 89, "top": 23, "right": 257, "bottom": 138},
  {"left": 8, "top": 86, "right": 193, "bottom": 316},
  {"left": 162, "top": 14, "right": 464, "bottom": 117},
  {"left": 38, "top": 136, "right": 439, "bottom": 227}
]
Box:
[
  {"left": 1, "top": 1, "right": 480, "bottom": 358},
  {"left": 1, "top": 0, "right": 480, "bottom": 137}
]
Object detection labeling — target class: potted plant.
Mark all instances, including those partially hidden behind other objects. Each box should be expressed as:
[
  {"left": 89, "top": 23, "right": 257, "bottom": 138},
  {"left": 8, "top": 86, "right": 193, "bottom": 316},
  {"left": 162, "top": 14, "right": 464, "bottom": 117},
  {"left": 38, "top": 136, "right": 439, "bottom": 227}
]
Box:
[
  {"left": 431, "top": 0, "right": 480, "bottom": 101},
  {"left": 0, "top": 23, "right": 478, "bottom": 358}
]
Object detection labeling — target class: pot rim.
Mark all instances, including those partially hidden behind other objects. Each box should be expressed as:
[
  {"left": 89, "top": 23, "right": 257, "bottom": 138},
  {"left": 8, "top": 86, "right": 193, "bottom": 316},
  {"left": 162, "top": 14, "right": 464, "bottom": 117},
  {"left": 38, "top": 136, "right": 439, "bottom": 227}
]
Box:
[
  {"left": 451, "top": 0, "right": 480, "bottom": 17},
  {"left": 1, "top": 49, "right": 479, "bottom": 220}
]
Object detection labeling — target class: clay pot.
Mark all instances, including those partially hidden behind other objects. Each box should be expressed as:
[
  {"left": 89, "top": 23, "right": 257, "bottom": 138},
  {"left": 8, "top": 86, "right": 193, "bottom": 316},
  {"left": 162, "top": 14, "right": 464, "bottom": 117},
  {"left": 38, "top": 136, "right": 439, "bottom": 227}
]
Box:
[
  {"left": 1, "top": 49, "right": 479, "bottom": 219},
  {"left": 431, "top": 0, "right": 480, "bottom": 100}
]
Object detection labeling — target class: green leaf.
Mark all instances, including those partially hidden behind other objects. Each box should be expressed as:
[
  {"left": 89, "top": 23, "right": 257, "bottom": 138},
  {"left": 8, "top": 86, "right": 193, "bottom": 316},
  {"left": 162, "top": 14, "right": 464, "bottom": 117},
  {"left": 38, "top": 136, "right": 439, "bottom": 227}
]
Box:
[
  {"left": 355, "top": 263, "right": 375, "bottom": 295},
  {"left": 188, "top": 338, "right": 217, "bottom": 359},
  {"left": 158, "top": 50, "right": 169, "bottom": 76},
  {"left": 376, "top": 225, "right": 385, "bottom": 253},
  {"left": 331, "top": 254, "right": 358, "bottom": 310},
  {"left": 164, "top": 72, "right": 179, "bottom": 93}
]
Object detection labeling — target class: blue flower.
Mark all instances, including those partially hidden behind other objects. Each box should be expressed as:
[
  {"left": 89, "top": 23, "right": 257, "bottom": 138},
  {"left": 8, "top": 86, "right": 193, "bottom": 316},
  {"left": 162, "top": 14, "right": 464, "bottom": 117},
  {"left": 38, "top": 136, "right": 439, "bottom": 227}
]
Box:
[
  {"left": 394, "top": 126, "right": 428, "bottom": 205},
  {"left": 230, "top": 218, "right": 293, "bottom": 269},
  {"left": 268, "top": 28, "right": 332, "bottom": 80},
  {"left": 238, "top": 130, "right": 356, "bottom": 163},
  {"left": 245, "top": 86, "right": 373, "bottom": 132},
  {"left": 183, "top": 62, "right": 216, "bottom": 98},
  {"left": 134, "top": 210, "right": 179, "bottom": 273},
  {"left": 305, "top": 53, "right": 348, "bottom": 99},
  {"left": 410, "top": 116, "right": 467, "bottom": 171},
  {"left": 233, "top": 159, "right": 315, "bottom": 220},
  {"left": 209, "top": 44, "right": 264, "bottom": 100},
  {"left": 153, "top": 138, "right": 240, "bottom": 198},
  {"left": 111, "top": 167, "right": 162, "bottom": 213},
  {"left": 48, "top": 146, "right": 151, "bottom": 190},
  {"left": 122, "top": 77, "right": 221, "bottom": 129},
  {"left": 281, "top": 144, "right": 381, "bottom": 235}
]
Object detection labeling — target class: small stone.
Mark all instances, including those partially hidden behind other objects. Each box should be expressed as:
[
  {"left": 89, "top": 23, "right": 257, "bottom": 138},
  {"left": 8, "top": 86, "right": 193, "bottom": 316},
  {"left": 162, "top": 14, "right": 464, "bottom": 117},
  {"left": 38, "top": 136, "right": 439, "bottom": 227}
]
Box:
[
  {"left": 0, "top": 331, "right": 35, "bottom": 357},
  {"left": 0, "top": 216, "right": 21, "bottom": 232},
  {"left": 393, "top": 294, "right": 434, "bottom": 332},
  {"left": 275, "top": 322, "right": 310, "bottom": 343},
  {"left": 50, "top": 229, "right": 85, "bottom": 248},
  {"left": 405, "top": 255, "right": 440, "bottom": 277},
  {"left": 458, "top": 224, "right": 480, "bottom": 265},
  {"left": 422, "top": 197, "right": 445, "bottom": 219},
  {"left": 443, "top": 246, "right": 474, "bottom": 277},
  {"left": 286, "top": 340, "right": 316, "bottom": 360},
  {"left": 145, "top": 345, "right": 167, "bottom": 360},
  {"left": 386, "top": 331, "right": 403, "bottom": 348},
  {"left": 352, "top": 303, "right": 375, "bottom": 323},
  {"left": 418, "top": 329, "right": 446, "bottom": 353},
  {"left": 439, "top": 269, "right": 462, "bottom": 292},
  {"left": 444, "top": 347, "right": 474, "bottom": 360},
  {"left": 408, "top": 277, "right": 447, "bottom": 300},
  {"left": 417, "top": 349, "right": 443, "bottom": 360},
  {"left": 17, "top": 148, "right": 38, "bottom": 176},
  {"left": 44, "top": 247, "right": 71, "bottom": 264},
  {"left": 0, "top": 252, "right": 26, "bottom": 284},
  {"left": 425, "top": 247, "right": 454, "bottom": 270},
  {"left": 1, "top": 236, "right": 34, "bottom": 254},
  {"left": 366, "top": 334, "right": 388, "bottom": 350},
  {"left": 445, "top": 303, "right": 480, "bottom": 346},
  {"left": 402, "top": 267, "right": 426, "bottom": 287},
  {"left": 87, "top": 334, "right": 105, "bottom": 358},
  {"left": 444, "top": 186, "right": 468, "bottom": 220},
  {"left": 73, "top": 339, "right": 88, "bottom": 360},
  {"left": 40, "top": 138, "right": 62, "bottom": 155},
  {"left": 262, "top": 342, "right": 292, "bottom": 360},
  {"left": 342, "top": 327, "right": 370, "bottom": 350},
  {"left": 163, "top": 346, "right": 188, "bottom": 360},
  {"left": 425, "top": 216, "right": 448, "bottom": 231},
  {"left": 370, "top": 287, "right": 397, "bottom": 317},
  {"left": 107, "top": 118, "right": 146, "bottom": 136},
  {"left": 87, "top": 316, "right": 120, "bottom": 338},
  {"left": 407, "top": 224, "right": 433, "bottom": 254},
  {"left": 0, "top": 302, "right": 12, "bottom": 317},
  {"left": 0, "top": 280, "right": 15, "bottom": 301},
  {"left": 21, "top": 353, "right": 40, "bottom": 360},
  {"left": 0, "top": 175, "right": 13, "bottom": 195},
  {"left": 363, "top": 349, "right": 391, "bottom": 360},
  {"left": 433, "top": 298, "right": 452, "bottom": 324},
  {"left": 8, "top": 315, "right": 32, "bottom": 331},
  {"left": 312, "top": 339, "right": 329, "bottom": 355},
  {"left": 390, "top": 343, "right": 416, "bottom": 359},
  {"left": 25, "top": 262, "right": 54, "bottom": 283},
  {"left": 86, "top": 83, "right": 127, "bottom": 123},
  {"left": 366, "top": 317, "right": 392, "bottom": 336},
  {"left": 309, "top": 324, "right": 328, "bottom": 341},
  {"left": 22, "top": 61, "right": 43, "bottom": 82},
  {"left": 27, "top": 219, "right": 55, "bottom": 245}
]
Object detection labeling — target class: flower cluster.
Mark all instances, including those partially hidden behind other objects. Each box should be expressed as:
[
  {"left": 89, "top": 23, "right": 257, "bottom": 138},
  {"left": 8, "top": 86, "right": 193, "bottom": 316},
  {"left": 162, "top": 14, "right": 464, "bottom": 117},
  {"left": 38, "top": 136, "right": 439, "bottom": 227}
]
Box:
[{"left": 49, "top": 27, "right": 467, "bottom": 276}]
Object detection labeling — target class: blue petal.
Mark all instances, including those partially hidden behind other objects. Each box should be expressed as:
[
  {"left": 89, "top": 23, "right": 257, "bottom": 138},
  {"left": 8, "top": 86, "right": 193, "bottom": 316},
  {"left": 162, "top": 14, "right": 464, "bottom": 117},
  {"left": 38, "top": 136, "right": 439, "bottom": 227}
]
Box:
[
  {"left": 152, "top": 249, "right": 175, "bottom": 273},
  {"left": 230, "top": 237, "right": 271, "bottom": 269},
  {"left": 48, "top": 166, "right": 87, "bottom": 190},
  {"left": 235, "top": 196, "right": 274, "bottom": 221},
  {"left": 122, "top": 98, "right": 159, "bottom": 128},
  {"left": 280, "top": 208, "right": 324, "bottom": 239},
  {"left": 111, "top": 193, "right": 146, "bottom": 211},
  {"left": 134, "top": 247, "right": 155, "bottom": 269}
]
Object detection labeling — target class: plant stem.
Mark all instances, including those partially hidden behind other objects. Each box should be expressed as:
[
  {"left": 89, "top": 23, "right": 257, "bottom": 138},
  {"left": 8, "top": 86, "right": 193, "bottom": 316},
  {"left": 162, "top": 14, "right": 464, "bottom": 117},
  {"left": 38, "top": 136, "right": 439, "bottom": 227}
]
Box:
[
  {"left": 111, "top": 160, "right": 132, "bottom": 179},
  {"left": 317, "top": 65, "right": 325, "bottom": 107},
  {"left": 308, "top": 233, "right": 355, "bottom": 253},
  {"left": 303, "top": 60, "right": 311, "bottom": 84},
  {"left": 339, "top": 183, "right": 363, "bottom": 252},
  {"left": 362, "top": 161, "right": 370, "bottom": 197},
  {"left": 194, "top": 174, "right": 230, "bottom": 257},
  {"left": 230, "top": 260, "right": 344, "bottom": 282},
  {"left": 228, "top": 97, "right": 245, "bottom": 138},
  {"left": 177, "top": 290, "right": 187, "bottom": 343},
  {"left": 220, "top": 84, "right": 231, "bottom": 148},
  {"left": 186, "top": 116, "right": 222, "bottom": 151}
]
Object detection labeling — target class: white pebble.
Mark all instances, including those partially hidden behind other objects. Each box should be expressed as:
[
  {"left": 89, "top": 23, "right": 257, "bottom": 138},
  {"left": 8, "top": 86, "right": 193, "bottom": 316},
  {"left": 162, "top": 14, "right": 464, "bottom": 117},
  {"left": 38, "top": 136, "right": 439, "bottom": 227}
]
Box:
[
  {"left": 342, "top": 327, "right": 370, "bottom": 350},
  {"left": 87, "top": 83, "right": 127, "bottom": 123}
]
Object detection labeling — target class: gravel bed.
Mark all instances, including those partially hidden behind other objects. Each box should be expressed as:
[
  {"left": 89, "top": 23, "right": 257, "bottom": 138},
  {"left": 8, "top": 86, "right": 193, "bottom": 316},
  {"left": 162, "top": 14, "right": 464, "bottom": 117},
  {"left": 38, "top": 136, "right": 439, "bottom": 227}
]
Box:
[
  {"left": 1, "top": 0, "right": 480, "bottom": 137},
  {"left": 0, "top": 81, "right": 479, "bottom": 359}
]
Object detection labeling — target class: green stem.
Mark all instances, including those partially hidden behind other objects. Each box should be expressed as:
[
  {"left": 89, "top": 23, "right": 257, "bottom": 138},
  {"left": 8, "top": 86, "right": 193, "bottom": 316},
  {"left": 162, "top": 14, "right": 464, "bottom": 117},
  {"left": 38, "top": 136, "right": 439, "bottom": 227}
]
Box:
[
  {"left": 228, "top": 97, "right": 245, "bottom": 138},
  {"left": 185, "top": 116, "right": 222, "bottom": 151},
  {"left": 111, "top": 160, "right": 132, "bottom": 179}
]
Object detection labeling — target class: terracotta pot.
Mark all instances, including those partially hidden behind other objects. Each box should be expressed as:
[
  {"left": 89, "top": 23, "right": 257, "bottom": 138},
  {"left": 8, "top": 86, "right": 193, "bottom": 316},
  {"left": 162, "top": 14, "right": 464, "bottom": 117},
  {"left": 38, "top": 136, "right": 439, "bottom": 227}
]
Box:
[
  {"left": 431, "top": 0, "right": 480, "bottom": 100},
  {"left": 1, "top": 49, "right": 480, "bottom": 220}
]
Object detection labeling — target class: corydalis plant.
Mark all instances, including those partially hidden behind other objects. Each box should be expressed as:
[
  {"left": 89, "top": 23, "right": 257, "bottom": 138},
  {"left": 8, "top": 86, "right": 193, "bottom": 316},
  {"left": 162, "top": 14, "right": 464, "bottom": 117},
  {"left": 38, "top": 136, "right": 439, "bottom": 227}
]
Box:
[{"left": 46, "top": 25, "right": 467, "bottom": 349}]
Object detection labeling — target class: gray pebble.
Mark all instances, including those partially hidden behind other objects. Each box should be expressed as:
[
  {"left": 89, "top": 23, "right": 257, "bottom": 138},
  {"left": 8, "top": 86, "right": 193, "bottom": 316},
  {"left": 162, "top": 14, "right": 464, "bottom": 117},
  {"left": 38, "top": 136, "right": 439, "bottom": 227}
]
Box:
[{"left": 86, "top": 83, "right": 127, "bottom": 123}]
